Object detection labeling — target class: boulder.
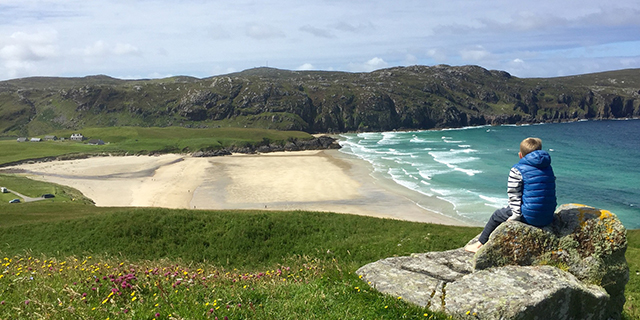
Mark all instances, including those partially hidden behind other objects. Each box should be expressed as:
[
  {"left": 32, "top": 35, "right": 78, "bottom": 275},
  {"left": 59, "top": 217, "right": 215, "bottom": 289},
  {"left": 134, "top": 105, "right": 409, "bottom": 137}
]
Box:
[
  {"left": 356, "top": 204, "right": 629, "bottom": 319},
  {"left": 475, "top": 204, "right": 628, "bottom": 319},
  {"left": 446, "top": 265, "right": 609, "bottom": 320}
]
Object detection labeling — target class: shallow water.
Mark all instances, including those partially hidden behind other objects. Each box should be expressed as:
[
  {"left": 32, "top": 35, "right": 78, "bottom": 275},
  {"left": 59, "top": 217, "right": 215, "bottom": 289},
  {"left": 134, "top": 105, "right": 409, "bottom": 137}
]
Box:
[{"left": 339, "top": 119, "right": 640, "bottom": 229}]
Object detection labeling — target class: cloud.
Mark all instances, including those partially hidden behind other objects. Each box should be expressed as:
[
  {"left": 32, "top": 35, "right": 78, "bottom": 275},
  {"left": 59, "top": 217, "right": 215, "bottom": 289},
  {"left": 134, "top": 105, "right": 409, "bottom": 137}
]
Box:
[
  {"left": 349, "top": 57, "right": 388, "bottom": 72},
  {"left": 332, "top": 21, "right": 376, "bottom": 34},
  {"left": 404, "top": 54, "right": 418, "bottom": 65},
  {"left": 299, "top": 25, "right": 334, "bottom": 38},
  {"left": 426, "top": 48, "right": 448, "bottom": 62},
  {"left": 245, "top": 23, "right": 286, "bottom": 40},
  {"left": 83, "top": 40, "right": 140, "bottom": 57},
  {"left": 296, "top": 63, "right": 315, "bottom": 70},
  {"left": 460, "top": 46, "right": 490, "bottom": 61},
  {"left": 0, "top": 29, "right": 58, "bottom": 78},
  {"left": 207, "top": 25, "right": 231, "bottom": 40},
  {"left": 0, "top": 30, "right": 58, "bottom": 61}
]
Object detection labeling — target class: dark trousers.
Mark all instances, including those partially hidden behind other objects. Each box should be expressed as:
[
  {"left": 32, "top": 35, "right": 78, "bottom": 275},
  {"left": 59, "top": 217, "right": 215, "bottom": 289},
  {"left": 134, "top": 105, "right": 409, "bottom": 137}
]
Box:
[{"left": 478, "top": 207, "right": 513, "bottom": 244}]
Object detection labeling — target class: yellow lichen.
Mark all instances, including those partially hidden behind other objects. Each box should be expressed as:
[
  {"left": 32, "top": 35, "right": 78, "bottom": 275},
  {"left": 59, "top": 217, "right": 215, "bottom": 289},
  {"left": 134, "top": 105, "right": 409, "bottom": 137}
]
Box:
[{"left": 599, "top": 209, "right": 613, "bottom": 220}]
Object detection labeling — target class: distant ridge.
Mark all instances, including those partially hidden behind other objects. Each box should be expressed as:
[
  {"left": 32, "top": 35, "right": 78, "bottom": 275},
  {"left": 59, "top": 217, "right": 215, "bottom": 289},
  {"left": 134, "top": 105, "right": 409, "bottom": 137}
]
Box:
[{"left": 1, "top": 65, "right": 638, "bottom": 136}]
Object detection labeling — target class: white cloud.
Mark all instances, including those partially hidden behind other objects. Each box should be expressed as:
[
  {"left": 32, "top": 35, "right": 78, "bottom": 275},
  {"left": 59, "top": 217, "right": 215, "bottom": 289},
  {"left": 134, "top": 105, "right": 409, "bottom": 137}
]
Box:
[
  {"left": 349, "top": 57, "right": 389, "bottom": 72},
  {"left": 245, "top": 23, "right": 285, "bottom": 40},
  {"left": 0, "top": 29, "right": 58, "bottom": 78},
  {"left": 332, "top": 21, "right": 376, "bottom": 34},
  {"left": 113, "top": 43, "right": 139, "bottom": 55},
  {"left": 460, "top": 46, "right": 490, "bottom": 61},
  {"left": 404, "top": 54, "right": 418, "bottom": 65},
  {"left": 426, "top": 48, "right": 448, "bottom": 62},
  {"left": 300, "top": 25, "right": 334, "bottom": 38},
  {"left": 83, "top": 40, "right": 139, "bottom": 57},
  {"left": 0, "top": 30, "right": 58, "bottom": 61},
  {"left": 296, "top": 63, "right": 315, "bottom": 71}
]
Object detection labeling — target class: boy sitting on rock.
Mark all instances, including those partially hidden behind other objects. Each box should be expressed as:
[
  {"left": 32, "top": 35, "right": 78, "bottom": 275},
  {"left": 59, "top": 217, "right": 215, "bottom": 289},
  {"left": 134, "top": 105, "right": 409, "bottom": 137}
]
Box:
[{"left": 465, "top": 137, "right": 557, "bottom": 253}]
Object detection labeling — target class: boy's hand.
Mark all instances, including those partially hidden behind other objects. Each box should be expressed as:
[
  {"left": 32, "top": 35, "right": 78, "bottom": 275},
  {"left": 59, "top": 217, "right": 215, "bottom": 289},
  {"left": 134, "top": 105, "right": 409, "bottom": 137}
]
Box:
[{"left": 507, "top": 213, "right": 522, "bottom": 221}]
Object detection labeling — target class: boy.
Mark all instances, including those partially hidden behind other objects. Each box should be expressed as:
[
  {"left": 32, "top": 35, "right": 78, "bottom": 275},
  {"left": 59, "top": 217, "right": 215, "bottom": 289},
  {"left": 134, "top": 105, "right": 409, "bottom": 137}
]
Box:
[{"left": 465, "top": 137, "right": 556, "bottom": 253}]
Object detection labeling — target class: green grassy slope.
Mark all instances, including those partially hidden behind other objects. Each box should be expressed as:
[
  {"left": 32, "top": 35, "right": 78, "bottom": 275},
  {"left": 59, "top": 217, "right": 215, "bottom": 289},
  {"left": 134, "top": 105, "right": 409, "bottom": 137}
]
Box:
[
  {"left": 2, "top": 66, "right": 638, "bottom": 136},
  {"left": 0, "top": 126, "right": 312, "bottom": 166},
  {"left": 0, "top": 207, "right": 638, "bottom": 319}
]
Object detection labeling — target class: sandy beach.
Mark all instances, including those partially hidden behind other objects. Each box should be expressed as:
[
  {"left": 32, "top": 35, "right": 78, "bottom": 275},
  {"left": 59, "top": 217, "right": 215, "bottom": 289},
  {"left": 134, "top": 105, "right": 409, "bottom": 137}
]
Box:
[{"left": 5, "top": 150, "right": 470, "bottom": 226}]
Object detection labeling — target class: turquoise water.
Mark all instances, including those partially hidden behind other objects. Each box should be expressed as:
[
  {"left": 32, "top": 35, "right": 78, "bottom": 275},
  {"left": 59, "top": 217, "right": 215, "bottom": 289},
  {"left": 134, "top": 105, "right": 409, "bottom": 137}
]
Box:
[{"left": 338, "top": 119, "right": 640, "bottom": 229}]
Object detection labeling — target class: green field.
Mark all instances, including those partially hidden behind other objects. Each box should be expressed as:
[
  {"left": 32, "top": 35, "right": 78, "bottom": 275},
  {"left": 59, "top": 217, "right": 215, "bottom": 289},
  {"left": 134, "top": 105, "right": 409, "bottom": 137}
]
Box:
[{"left": 0, "top": 126, "right": 312, "bottom": 166}]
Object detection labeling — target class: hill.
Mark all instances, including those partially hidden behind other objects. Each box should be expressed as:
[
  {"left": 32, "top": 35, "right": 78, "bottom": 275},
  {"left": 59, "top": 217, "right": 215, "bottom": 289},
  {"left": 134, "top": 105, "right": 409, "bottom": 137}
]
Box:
[{"left": 1, "top": 65, "right": 639, "bottom": 136}]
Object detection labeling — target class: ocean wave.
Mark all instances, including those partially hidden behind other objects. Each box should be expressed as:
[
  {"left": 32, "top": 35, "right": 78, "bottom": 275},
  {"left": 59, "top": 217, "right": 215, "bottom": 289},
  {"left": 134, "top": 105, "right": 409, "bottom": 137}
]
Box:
[
  {"left": 453, "top": 167, "right": 482, "bottom": 176},
  {"left": 386, "top": 148, "right": 413, "bottom": 156},
  {"left": 357, "top": 132, "right": 383, "bottom": 139},
  {"left": 410, "top": 136, "right": 435, "bottom": 144},
  {"left": 436, "top": 125, "right": 491, "bottom": 132},
  {"left": 429, "top": 151, "right": 479, "bottom": 164},
  {"left": 478, "top": 194, "right": 507, "bottom": 208},
  {"left": 376, "top": 132, "right": 405, "bottom": 145}
]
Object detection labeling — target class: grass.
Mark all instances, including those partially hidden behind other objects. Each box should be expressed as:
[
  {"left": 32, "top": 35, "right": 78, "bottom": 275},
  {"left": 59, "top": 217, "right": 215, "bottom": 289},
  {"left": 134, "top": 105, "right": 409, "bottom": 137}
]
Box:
[
  {"left": 0, "top": 201, "right": 639, "bottom": 319},
  {"left": 0, "top": 207, "right": 478, "bottom": 320},
  {"left": 0, "top": 126, "right": 313, "bottom": 166}
]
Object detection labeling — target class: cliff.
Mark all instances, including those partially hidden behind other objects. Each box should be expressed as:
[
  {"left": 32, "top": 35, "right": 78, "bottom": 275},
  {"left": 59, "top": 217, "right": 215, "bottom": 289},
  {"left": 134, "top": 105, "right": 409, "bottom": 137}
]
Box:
[{"left": 1, "top": 66, "right": 639, "bottom": 136}]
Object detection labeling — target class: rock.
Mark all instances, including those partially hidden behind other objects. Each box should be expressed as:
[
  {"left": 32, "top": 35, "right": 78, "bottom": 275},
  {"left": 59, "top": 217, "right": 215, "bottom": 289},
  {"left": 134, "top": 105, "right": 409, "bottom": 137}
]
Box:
[
  {"left": 356, "top": 204, "right": 629, "bottom": 319},
  {"left": 475, "top": 204, "right": 628, "bottom": 319},
  {"left": 357, "top": 255, "right": 447, "bottom": 311},
  {"left": 445, "top": 265, "right": 609, "bottom": 320},
  {"left": 191, "top": 149, "right": 232, "bottom": 157}
]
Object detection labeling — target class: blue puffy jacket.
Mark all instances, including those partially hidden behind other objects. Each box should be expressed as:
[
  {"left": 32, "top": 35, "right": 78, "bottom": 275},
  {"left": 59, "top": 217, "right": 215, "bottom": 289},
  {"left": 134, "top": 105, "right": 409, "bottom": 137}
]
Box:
[{"left": 513, "top": 150, "right": 557, "bottom": 227}]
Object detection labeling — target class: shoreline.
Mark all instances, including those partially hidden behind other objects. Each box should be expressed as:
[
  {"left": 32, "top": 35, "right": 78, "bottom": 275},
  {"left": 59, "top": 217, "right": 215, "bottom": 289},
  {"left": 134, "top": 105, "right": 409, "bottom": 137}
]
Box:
[{"left": 4, "top": 150, "right": 471, "bottom": 226}]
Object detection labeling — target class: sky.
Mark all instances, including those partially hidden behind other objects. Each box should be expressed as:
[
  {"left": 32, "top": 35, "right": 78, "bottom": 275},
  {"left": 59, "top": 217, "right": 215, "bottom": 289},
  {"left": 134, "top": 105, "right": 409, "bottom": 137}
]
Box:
[{"left": 0, "top": 0, "right": 639, "bottom": 81}]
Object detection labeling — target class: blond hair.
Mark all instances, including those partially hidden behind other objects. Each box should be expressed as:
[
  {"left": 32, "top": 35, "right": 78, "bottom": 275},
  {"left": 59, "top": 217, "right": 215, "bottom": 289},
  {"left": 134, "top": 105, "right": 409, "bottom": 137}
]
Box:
[{"left": 520, "top": 137, "right": 542, "bottom": 156}]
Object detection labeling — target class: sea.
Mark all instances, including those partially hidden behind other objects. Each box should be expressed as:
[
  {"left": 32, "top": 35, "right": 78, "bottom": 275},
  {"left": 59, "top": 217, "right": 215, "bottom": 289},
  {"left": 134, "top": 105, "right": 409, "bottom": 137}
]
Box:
[{"left": 338, "top": 119, "right": 640, "bottom": 229}]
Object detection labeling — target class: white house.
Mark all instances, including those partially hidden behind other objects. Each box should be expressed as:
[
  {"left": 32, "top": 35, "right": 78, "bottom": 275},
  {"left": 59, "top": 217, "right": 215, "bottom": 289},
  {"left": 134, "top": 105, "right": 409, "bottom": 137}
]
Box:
[{"left": 70, "top": 133, "right": 84, "bottom": 141}]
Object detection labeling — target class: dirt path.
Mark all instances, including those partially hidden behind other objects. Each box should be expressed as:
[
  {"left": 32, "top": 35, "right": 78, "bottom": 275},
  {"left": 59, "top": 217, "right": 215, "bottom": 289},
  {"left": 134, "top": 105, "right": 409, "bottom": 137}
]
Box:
[{"left": 6, "top": 189, "right": 45, "bottom": 203}]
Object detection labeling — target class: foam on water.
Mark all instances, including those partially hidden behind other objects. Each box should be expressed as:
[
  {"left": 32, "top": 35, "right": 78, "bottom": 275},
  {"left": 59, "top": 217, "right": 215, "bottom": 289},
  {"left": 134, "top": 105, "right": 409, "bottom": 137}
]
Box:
[{"left": 338, "top": 120, "right": 640, "bottom": 228}]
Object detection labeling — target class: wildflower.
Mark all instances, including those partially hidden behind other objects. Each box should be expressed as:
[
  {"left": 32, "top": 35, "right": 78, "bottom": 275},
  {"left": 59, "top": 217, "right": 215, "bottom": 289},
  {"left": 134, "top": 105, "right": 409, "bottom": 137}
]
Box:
[
  {"left": 155, "top": 313, "right": 160, "bottom": 317},
  {"left": 25, "top": 300, "right": 30, "bottom": 305}
]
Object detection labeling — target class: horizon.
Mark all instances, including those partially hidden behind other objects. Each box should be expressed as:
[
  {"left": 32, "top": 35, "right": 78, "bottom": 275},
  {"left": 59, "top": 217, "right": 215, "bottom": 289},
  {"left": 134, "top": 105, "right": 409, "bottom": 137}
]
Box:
[
  {"left": 3, "top": 64, "right": 640, "bottom": 83},
  {"left": 1, "top": 1, "right": 639, "bottom": 82}
]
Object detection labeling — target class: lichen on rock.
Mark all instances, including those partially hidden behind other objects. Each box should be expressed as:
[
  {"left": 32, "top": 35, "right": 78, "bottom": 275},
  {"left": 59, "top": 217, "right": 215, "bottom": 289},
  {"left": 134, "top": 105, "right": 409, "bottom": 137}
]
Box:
[{"left": 357, "top": 204, "right": 629, "bottom": 320}]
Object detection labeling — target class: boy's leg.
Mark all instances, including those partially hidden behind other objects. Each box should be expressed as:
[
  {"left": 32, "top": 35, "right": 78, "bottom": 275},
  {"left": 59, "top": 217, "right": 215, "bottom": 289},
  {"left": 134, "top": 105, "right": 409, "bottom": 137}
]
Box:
[{"left": 477, "top": 207, "right": 513, "bottom": 244}]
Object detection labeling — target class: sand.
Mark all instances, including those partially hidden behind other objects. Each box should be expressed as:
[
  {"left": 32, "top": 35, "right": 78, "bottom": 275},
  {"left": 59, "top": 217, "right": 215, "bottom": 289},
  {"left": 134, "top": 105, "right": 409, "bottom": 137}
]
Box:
[{"left": 5, "top": 150, "right": 470, "bottom": 226}]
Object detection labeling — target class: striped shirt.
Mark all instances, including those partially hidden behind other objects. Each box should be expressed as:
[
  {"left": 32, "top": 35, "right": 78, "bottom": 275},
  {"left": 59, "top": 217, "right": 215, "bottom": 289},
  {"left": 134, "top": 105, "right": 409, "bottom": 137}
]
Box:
[{"left": 507, "top": 167, "right": 523, "bottom": 220}]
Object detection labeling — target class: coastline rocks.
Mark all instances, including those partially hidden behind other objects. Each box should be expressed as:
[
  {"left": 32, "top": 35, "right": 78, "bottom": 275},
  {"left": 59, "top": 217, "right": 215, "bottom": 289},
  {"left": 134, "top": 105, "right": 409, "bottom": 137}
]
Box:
[
  {"left": 356, "top": 204, "right": 628, "bottom": 319},
  {"left": 192, "top": 135, "right": 340, "bottom": 157},
  {"left": 192, "top": 149, "right": 232, "bottom": 157}
]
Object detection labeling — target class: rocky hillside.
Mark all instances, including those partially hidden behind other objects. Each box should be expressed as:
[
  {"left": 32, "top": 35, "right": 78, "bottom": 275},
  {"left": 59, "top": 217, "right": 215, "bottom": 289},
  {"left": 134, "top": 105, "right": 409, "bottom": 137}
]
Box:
[{"left": 1, "top": 65, "right": 639, "bottom": 136}]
